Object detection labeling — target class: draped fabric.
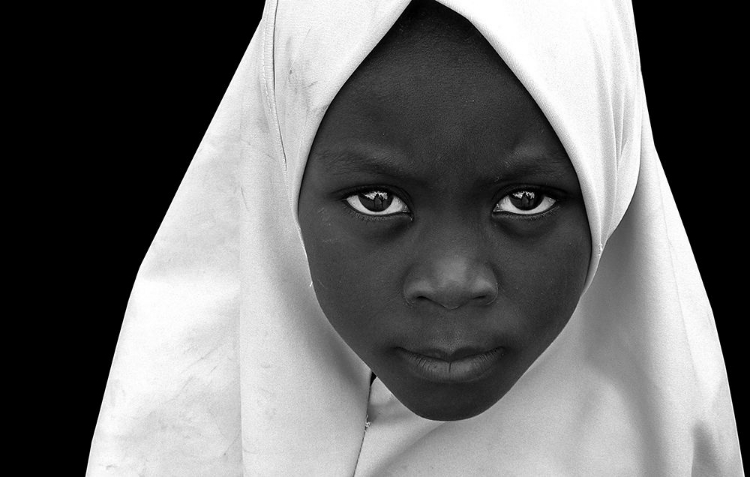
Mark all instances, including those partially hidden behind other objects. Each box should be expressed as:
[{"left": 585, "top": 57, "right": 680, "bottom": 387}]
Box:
[{"left": 88, "top": 0, "right": 743, "bottom": 475}]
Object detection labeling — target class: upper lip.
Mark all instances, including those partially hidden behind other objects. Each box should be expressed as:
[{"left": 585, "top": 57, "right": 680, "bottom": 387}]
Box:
[{"left": 404, "top": 346, "right": 498, "bottom": 362}]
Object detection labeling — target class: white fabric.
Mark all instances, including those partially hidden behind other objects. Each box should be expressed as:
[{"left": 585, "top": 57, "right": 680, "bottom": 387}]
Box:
[{"left": 87, "top": 0, "right": 743, "bottom": 475}]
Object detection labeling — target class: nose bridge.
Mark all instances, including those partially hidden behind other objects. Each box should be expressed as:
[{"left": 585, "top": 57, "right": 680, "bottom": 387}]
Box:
[{"left": 403, "top": 217, "right": 498, "bottom": 310}]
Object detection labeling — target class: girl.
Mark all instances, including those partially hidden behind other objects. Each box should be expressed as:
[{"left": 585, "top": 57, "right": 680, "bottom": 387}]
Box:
[{"left": 88, "top": 0, "right": 743, "bottom": 474}]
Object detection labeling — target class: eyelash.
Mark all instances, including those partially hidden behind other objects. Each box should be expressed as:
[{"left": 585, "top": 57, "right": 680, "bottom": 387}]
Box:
[
  {"left": 342, "top": 187, "right": 560, "bottom": 219},
  {"left": 342, "top": 188, "right": 412, "bottom": 219},
  {"left": 492, "top": 188, "right": 559, "bottom": 217}
]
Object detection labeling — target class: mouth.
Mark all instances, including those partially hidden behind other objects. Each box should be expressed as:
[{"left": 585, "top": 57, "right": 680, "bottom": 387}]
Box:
[{"left": 396, "top": 346, "right": 505, "bottom": 384}]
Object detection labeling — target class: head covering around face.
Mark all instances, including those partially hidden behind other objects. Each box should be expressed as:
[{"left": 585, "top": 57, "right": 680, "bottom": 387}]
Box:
[{"left": 87, "top": 0, "right": 743, "bottom": 475}]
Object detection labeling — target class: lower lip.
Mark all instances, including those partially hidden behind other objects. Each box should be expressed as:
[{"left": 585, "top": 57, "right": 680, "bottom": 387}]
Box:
[{"left": 397, "top": 347, "right": 505, "bottom": 384}]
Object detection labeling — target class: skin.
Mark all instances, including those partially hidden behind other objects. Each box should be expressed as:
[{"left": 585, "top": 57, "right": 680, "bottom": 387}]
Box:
[{"left": 298, "top": 2, "right": 591, "bottom": 421}]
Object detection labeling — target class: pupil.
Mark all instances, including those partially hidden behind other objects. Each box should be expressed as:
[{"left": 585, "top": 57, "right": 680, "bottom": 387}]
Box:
[
  {"left": 360, "top": 191, "right": 393, "bottom": 212},
  {"left": 510, "top": 191, "right": 539, "bottom": 210}
]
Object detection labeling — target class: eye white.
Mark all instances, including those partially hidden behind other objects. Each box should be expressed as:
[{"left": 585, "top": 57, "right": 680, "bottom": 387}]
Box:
[
  {"left": 494, "top": 190, "right": 557, "bottom": 215},
  {"left": 345, "top": 191, "right": 410, "bottom": 216}
]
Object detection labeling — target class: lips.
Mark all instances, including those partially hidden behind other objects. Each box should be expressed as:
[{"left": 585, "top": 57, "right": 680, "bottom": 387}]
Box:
[{"left": 397, "top": 346, "right": 505, "bottom": 383}]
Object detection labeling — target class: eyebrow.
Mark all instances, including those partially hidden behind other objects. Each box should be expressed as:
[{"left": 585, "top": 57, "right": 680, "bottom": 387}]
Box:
[
  {"left": 487, "top": 150, "right": 574, "bottom": 185},
  {"left": 312, "top": 147, "right": 418, "bottom": 181},
  {"left": 311, "top": 145, "right": 576, "bottom": 186}
]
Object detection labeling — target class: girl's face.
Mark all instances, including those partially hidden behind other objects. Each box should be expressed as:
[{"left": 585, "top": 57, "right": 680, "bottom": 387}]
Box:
[{"left": 298, "top": 22, "right": 591, "bottom": 421}]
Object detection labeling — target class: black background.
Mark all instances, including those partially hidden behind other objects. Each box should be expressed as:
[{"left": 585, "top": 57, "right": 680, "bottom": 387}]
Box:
[{"left": 52, "top": 2, "right": 742, "bottom": 471}]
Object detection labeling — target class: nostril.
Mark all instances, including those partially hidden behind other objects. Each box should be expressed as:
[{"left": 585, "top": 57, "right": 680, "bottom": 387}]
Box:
[
  {"left": 474, "top": 291, "right": 497, "bottom": 306},
  {"left": 403, "top": 266, "right": 498, "bottom": 309}
]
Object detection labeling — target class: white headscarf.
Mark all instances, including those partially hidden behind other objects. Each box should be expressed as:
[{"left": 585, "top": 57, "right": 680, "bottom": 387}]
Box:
[{"left": 87, "top": 0, "right": 743, "bottom": 475}]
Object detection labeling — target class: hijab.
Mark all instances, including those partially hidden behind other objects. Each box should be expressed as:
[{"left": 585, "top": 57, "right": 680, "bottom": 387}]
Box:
[{"left": 87, "top": 0, "right": 743, "bottom": 475}]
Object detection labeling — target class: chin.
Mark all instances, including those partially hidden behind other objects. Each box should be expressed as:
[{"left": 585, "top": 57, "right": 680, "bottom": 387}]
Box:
[
  {"left": 408, "top": 397, "right": 500, "bottom": 421},
  {"left": 394, "top": 382, "right": 507, "bottom": 422}
]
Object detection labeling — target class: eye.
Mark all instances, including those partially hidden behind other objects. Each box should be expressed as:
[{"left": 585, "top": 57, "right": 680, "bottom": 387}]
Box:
[
  {"left": 493, "top": 189, "right": 557, "bottom": 216},
  {"left": 345, "top": 190, "right": 410, "bottom": 216}
]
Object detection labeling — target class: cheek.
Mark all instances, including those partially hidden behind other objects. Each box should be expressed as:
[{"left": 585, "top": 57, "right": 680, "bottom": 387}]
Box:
[
  {"left": 502, "top": 215, "right": 591, "bottom": 349},
  {"left": 300, "top": 215, "right": 406, "bottom": 349}
]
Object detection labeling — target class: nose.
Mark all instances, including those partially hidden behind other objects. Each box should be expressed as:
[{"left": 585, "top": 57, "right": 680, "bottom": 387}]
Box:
[{"left": 403, "top": 254, "right": 498, "bottom": 310}]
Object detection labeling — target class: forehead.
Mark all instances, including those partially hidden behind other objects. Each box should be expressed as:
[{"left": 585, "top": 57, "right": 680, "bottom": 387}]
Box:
[{"left": 307, "top": 2, "right": 573, "bottom": 186}]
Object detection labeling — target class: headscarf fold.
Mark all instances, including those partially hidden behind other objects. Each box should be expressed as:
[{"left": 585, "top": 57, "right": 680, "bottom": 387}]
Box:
[{"left": 88, "top": 0, "right": 743, "bottom": 475}]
